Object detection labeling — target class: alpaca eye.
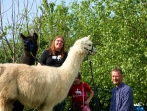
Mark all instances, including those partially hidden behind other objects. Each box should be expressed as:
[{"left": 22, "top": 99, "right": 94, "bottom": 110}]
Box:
[{"left": 89, "top": 44, "right": 91, "bottom": 46}]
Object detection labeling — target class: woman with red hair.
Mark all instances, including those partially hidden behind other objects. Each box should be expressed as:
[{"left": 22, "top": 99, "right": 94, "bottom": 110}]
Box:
[{"left": 38, "top": 35, "right": 67, "bottom": 111}]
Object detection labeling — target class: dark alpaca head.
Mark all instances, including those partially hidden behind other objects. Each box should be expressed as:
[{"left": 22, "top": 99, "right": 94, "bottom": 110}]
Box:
[{"left": 20, "top": 33, "right": 38, "bottom": 65}]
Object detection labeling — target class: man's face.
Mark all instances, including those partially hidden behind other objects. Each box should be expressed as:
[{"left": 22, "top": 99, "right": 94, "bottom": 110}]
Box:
[{"left": 111, "top": 71, "right": 123, "bottom": 87}]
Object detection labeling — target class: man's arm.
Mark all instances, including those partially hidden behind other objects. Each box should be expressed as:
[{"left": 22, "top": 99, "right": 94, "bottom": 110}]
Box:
[{"left": 119, "top": 88, "right": 134, "bottom": 111}]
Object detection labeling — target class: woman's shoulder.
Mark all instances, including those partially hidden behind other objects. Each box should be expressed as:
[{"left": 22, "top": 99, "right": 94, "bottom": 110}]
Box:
[
  {"left": 80, "top": 82, "right": 87, "bottom": 86},
  {"left": 42, "top": 49, "right": 50, "bottom": 53},
  {"left": 83, "top": 82, "right": 90, "bottom": 87},
  {"left": 64, "top": 51, "right": 68, "bottom": 58},
  {"left": 82, "top": 82, "right": 88, "bottom": 85},
  {"left": 41, "top": 49, "right": 50, "bottom": 56}
]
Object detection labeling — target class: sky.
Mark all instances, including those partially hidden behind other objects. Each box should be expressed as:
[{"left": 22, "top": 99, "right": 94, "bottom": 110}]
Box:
[{"left": 1, "top": 0, "right": 77, "bottom": 27}]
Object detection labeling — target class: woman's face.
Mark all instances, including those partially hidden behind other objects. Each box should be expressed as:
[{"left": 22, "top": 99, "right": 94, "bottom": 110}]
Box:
[
  {"left": 74, "top": 78, "right": 81, "bottom": 85},
  {"left": 54, "top": 37, "right": 64, "bottom": 51}
]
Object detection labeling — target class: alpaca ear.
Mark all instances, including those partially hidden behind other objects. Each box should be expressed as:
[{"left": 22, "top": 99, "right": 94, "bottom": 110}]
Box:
[
  {"left": 20, "top": 33, "right": 26, "bottom": 39},
  {"left": 85, "top": 35, "right": 90, "bottom": 42},
  {"left": 87, "top": 35, "right": 90, "bottom": 39},
  {"left": 33, "top": 33, "right": 38, "bottom": 40},
  {"left": 82, "top": 35, "right": 91, "bottom": 44}
]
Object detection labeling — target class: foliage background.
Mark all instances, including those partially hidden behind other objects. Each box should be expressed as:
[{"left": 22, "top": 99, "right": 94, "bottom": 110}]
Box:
[{"left": 0, "top": 0, "right": 147, "bottom": 111}]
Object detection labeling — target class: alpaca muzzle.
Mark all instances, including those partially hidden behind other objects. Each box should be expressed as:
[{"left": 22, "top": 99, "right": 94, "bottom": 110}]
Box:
[
  {"left": 92, "top": 46, "right": 97, "bottom": 54},
  {"left": 84, "top": 45, "right": 97, "bottom": 55},
  {"left": 25, "top": 40, "right": 36, "bottom": 52},
  {"left": 89, "top": 46, "right": 97, "bottom": 55}
]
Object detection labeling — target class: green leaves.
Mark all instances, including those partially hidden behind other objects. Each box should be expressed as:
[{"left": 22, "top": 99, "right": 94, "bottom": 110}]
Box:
[{"left": 1, "top": 0, "right": 147, "bottom": 110}]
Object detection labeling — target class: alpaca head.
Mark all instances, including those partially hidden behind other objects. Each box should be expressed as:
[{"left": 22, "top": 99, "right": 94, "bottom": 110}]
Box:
[
  {"left": 20, "top": 33, "right": 38, "bottom": 53},
  {"left": 74, "top": 35, "right": 97, "bottom": 55}
]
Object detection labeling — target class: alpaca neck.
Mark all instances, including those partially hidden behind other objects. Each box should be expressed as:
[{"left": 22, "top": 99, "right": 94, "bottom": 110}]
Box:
[
  {"left": 21, "top": 51, "right": 36, "bottom": 65},
  {"left": 62, "top": 47, "right": 86, "bottom": 73},
  {"left": 61, "top": 46, "right": 86, "bottom": 85}
]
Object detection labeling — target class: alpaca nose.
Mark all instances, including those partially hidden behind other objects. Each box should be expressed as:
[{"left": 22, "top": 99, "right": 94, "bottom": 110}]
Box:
[{"left": 92, "top": 46, "right": 97, "bottom": 54}]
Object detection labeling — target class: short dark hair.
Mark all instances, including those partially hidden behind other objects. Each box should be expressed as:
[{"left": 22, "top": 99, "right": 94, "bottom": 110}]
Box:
[
  {"left": 76, "top": 72, "right": 82, "bottom": 80},
  {"left": 112, "top": 68, "right": 123, "bottom": 75}
]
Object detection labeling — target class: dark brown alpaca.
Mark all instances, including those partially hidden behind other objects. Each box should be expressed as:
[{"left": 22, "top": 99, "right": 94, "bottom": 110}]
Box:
[
  {"left": 13, "top": 33, "right": 38, "bottom": 111},
  {"left": 21, "top": 32, "right": 38, "bottom": 65}
]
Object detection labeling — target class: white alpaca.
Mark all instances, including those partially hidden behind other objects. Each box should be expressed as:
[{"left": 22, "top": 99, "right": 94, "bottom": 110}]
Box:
[{"left": 0, "top": 36, "right": 96, "bottom": 111}]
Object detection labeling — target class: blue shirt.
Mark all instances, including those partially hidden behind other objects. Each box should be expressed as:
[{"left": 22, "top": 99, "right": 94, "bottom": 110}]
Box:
[{"left": 110, "top": 83, "right": 134, "bottom": 111}]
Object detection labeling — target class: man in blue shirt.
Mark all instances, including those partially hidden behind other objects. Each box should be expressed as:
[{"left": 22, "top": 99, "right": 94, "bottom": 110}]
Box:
[{"left": 110, "top": 68, "right": 134, "bottom": 111}]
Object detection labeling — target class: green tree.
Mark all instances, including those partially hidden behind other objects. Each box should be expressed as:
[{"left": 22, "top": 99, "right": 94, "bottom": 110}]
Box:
[{"left": 1, "top": 0, "right": 147, "bottom": 111}]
